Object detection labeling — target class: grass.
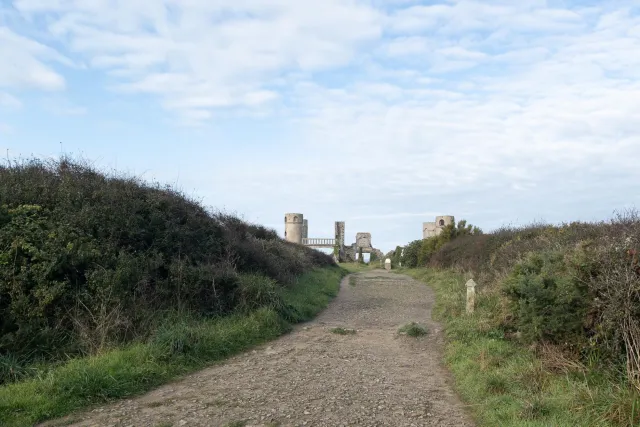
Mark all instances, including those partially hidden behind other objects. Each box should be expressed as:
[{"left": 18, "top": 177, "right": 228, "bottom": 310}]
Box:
[
  {"left": 398, "top": 322, "right": 428, "bottom": 337},
  {"left": 330, "top": 327, "right": 357, "bottom": 335},
  {"left": 340, "top": 263, "right": 377, "bottom": 273},
  {"left": 0, "top": 267, "right": 346, "bottom": 427},
  {"left": 407, "top": 268, "right": 640, "bottom": 427}
]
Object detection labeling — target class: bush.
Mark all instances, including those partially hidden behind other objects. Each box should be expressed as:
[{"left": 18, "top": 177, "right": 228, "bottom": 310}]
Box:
[
  {"left": 401, "top": 209, "right": 640, "bottom": 391},
  {"left": 502, "top": 250, "right": 591, "bottom": 346},
  {"left": 0, "top": 157, "right": 334, "bottom": 373},
  {"left": 399, "top": 219, "right": 482, "bottom": 268},
  {"left": 398, "top": 322, "right": 428, "bottom": 337}
]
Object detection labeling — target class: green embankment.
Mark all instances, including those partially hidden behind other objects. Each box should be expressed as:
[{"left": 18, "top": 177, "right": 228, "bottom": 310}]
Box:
[
  {"left": 407, "top": 268, "right": 640, "bottom": 427},
  {"left": 0, "top": 267, "right": 345, "bottom": 426},
  {"left": 0, "top": 157, "right": 345, "bottom": 426}
]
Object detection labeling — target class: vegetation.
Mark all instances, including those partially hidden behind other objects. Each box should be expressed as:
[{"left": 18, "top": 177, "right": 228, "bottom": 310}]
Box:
[
  {"left": 0, "top": 253, "right": 345, "bottom": 427},
  {"left": 398, "top": 322, "right": 428, "bottom": 337},
  {"left": 400, "top": 211, "right": 640, "bottom": 426},
  {"left": 401, "top": 219, "right": 482, "bottom": 268},
  {"left": 384, "top": 245, "right": 403, "bottom": 268},
  {"left": 0, "top": 157, "right": 345, "bottom": 425},
  {"left": 409, "top": 269, "right": 639, "bottom": 426}
]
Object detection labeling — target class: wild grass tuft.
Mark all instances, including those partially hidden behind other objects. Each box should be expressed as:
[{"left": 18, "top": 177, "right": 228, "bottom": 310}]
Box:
[{"left": 398, "top": 322, "right": 428, "bottom": 337}]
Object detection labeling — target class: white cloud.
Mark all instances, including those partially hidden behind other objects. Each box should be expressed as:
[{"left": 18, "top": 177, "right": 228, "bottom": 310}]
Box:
[
  {"left": 12, "top": 0, "right": 383, "bottom": 121},
  {"left": 0, "top": 92, "right": 22, "bottom": 109},
  {"left": 2, "top": 0, "right": 640, "bottom": 250},
  {"left": 0, "top": 26, "right": 68, "bottom": 91}
]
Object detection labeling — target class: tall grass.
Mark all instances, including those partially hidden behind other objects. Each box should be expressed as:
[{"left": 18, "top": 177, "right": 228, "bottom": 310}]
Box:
[{"left": 0, "top": 267, "right": 345, "bottom": 427}]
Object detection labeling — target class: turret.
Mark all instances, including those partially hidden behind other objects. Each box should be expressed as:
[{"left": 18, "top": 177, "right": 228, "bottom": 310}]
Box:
[{"left": 284, "top": 213, "right": 304, "bottom": 244}]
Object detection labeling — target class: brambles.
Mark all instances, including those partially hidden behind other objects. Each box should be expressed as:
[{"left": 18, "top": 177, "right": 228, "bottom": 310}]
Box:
[{"left": 0, "top": 156, "right": 334, "bottom": 377}]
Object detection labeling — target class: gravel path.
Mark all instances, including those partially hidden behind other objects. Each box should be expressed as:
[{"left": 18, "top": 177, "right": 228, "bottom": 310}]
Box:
[{"left": 44, "top": 270, "right": 475, "bottom": 427}]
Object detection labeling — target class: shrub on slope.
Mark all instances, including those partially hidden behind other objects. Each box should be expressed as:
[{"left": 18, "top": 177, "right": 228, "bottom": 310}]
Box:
[
  {"left": 0, "top": 157, "right": 333, "bottom": 365},
  {"left": 422, "top": 212, "right": 640, "bottom": 391}
]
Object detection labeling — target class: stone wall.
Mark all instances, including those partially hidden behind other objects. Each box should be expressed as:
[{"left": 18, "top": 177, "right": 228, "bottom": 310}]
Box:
[
  {"left": 355, "top": 232, "right": 372, "bottom": 249},
  {"left": 423, "top": 215, "right": 455, "bottom": 239}
]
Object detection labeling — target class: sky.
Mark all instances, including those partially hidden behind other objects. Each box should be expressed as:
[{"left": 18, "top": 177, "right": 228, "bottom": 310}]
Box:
[{"left": 1, "top": 0, "right": 640, "bottom": 253}]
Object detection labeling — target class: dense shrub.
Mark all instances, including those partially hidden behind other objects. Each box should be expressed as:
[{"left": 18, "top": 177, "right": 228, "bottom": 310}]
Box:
[
  {"left": 399, "top": 219, "right": 482, "bottom": 268},
  {"left": 401, "top": 239, "right": 422, "bottom": 268},
  {"left": 0, "top": 157, "right": 334, "bottom": 370},
  {"left": 502, "top": 250, "right": 592, "bottom": 346},
  {"left": 401, "top": 210, "right": 640, "bottom": 390}
]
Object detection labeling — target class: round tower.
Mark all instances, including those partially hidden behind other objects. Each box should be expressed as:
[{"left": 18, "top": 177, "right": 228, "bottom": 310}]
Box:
[{"left": 284, "top": 213, "right": 304, "bottom": 244}]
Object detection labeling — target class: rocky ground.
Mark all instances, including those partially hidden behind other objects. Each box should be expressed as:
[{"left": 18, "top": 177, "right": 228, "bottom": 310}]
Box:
[{"left": 43, "top": 270, "right": 474, "bottom": 427}]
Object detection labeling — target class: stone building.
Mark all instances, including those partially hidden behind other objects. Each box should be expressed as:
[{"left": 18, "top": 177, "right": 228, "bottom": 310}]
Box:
[{"left": 423, "top": 215, "right": 455, "bottom": 239}]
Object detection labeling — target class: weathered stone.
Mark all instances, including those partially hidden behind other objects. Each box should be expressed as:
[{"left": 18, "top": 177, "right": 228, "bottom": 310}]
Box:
[
  {"left": 355, "top": 232, "right": 372, "bottom": 249},
  {"left": 384, "top": 259, "right": 391, "bottom": 271},
  {"left": 423, "top": 215, "right": 455, "bottom": 239},
  {"left": 465, "top": 279, "right": 476, "bottom": 314},
  {"left": 284, "top": 213, "right": 304, "bottom": 244}
]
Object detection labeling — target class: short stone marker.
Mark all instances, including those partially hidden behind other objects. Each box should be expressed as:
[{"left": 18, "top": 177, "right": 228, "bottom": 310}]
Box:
[
  {"left": 384, "top": 258, "right": 391, "bottom": 271},
  {"left": 465, "top": 279, "right": 477, "bottom": 314}
]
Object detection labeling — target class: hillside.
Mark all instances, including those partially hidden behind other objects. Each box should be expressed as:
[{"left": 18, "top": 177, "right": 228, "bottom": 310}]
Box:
[
  {"left": 394, "top": 215, "right": 640, "bottom": 425},
  {"left": 0, "top": 156, "right": 336, "bottom": 382}
]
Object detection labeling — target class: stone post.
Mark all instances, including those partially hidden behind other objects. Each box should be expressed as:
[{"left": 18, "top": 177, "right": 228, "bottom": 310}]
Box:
[
  {"left": 465, "top": 279, "right": 477, "bottom": 314},
  {"left": 384, "top": 258, "right": 391, "bottom": 271}
]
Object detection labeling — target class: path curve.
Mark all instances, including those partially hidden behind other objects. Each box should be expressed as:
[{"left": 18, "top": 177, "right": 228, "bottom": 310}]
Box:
[{"left": 46, "top": 270, "right": 475, "bottom": 427}]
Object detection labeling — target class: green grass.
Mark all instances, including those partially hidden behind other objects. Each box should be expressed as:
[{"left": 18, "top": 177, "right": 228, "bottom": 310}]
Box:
[
  {"left": 407, "top": 268, "right": 640, "bottom": 427},
  {"left": 0, "top": 267, "right": 346, "bottom": 427},
  {"left": 398, "top": 322, "right": 428, "bottom": 337},
  {"left": 330, "top": 327, "right": 357, "bottom": 335},
  {"left": 340, "top": 263, "right": 376, "bottom": 273}
]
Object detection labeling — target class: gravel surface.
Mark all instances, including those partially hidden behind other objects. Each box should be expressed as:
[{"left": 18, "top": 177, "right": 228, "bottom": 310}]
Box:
[{"left": 43, "top": 270, "right": 475, "bottom": 427}]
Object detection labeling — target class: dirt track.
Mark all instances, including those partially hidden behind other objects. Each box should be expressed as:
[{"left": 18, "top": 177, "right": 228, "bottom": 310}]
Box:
[{"left": 46, "top": 270, "right": 474, "bottom": 427}]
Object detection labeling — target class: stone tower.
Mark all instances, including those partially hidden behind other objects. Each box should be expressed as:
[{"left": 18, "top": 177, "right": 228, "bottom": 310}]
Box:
[
  {"left": 284, "top": 213, "right": 304, "bottom": 244},
  {"left": 423, "top": 215, "right": 455, "bottom": 239},
  {"left": 302, "top": 219, "right": 308, "bottom": 239},
  {"left": 334, "top": 221, "right": 345, "bottom": 247},
  {"left": 436, "top": 215, "right": 455, "bottom": 228}
]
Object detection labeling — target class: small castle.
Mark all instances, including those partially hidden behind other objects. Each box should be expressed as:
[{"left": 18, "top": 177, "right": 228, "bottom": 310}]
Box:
[{"left": 423, "top": 215, "right": 455, "bottom": 239}]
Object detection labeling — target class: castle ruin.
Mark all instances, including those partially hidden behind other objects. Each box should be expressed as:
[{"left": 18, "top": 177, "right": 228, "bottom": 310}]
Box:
[
  {"left": 423, "top": 215, "right": 455, "bottom": 239},
  {"left": 284, "top": 213, "right": 383, "bottom": 263}
]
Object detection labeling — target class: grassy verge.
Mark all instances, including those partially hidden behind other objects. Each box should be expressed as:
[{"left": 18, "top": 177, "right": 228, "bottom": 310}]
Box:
[
  {"left": 407, "top": 268, "right": 640, "bottom": 427},
  {"left": 0, "top": 267, "right": 346, "bottom": 427},
  {"left": 339, "top": 263, "right": 377, "bottom": 273}
]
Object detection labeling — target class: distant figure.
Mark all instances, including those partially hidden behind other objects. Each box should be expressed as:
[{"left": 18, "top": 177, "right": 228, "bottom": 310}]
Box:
[{"left": 385, "top": 258, "right": 391, "bottom": 271}]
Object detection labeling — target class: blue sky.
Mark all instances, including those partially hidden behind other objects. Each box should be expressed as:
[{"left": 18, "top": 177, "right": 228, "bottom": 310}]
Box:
[{"left": 1, "top": 0, "right": 640, "bottom": 253}]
